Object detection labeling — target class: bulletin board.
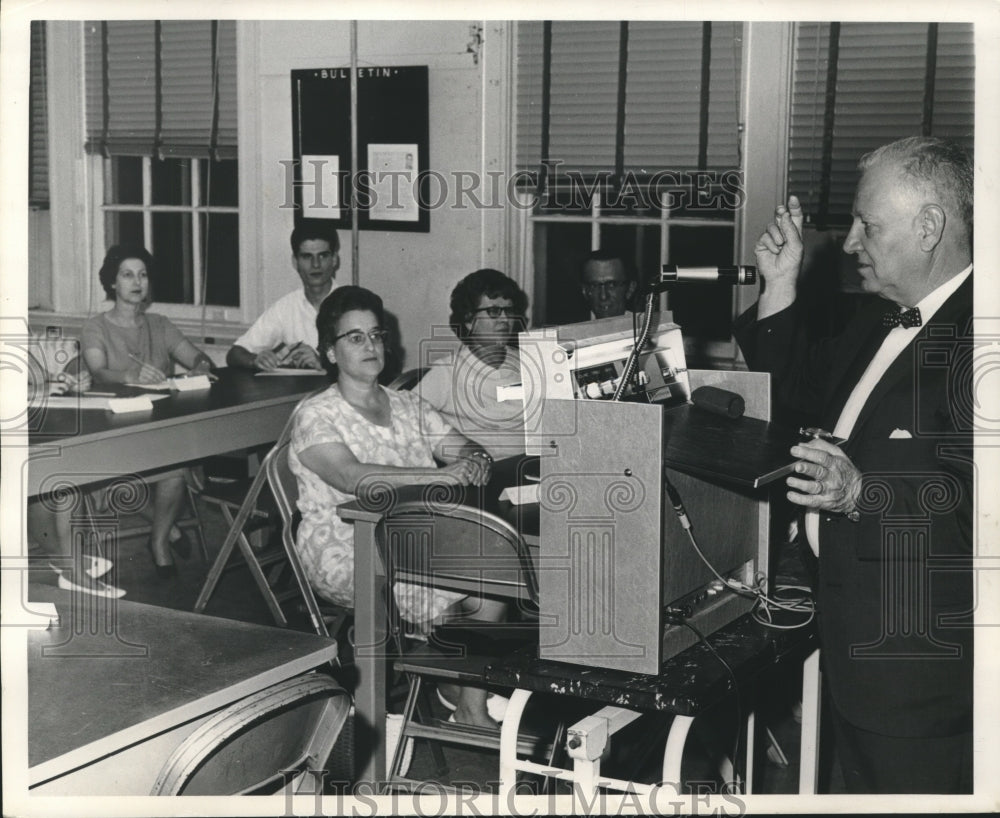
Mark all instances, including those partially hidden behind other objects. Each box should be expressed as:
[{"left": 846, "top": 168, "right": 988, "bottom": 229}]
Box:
[{"left": 290, "top": 66, "right": 430, "bottom": 233}]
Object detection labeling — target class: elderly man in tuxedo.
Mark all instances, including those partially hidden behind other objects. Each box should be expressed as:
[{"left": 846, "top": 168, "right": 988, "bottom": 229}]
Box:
[{"left": 735, "top": 136, "right": 974, "bottom": 793}]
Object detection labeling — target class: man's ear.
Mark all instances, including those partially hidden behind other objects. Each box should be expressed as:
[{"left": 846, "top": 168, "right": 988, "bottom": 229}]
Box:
[
  {"left": 918, "top": 204, "right": 946, "bottom": 251},
  {"left": 331, "top": 251, "right": 341, "bottom": 274},
  {"left": 626, "top": 281, "right": 637, "bottom": 297}
]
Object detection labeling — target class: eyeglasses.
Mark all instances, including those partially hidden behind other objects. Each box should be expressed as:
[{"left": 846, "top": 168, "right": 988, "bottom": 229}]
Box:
[
  {"left": 470, "top": 306, "right": 523, "bottom": 319},
  {"left": 333, "top": 328, "right": 390, "bottom": 346},
  {"left": 583, "top": 281, "right": 627, "bottom": 296}
]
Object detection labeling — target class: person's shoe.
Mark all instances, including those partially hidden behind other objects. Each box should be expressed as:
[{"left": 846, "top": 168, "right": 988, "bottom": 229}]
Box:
[
  {"left": 85, "top": 555, "right": 113, "bottom": 578},
  {"left": 154, "top": 563, "right": 178, "bottom": 580},
  {"left": 437, "top": 688, "right": 508, "bottom": 723},
  {"left": 48, "top": 555, "right": 113, "bottom": 579},
  {"left": 168, "top": 528, "right": 192, "bottom": 560},
  {"left": 57, "top": 570, "right": 126, "bottom": 599}
]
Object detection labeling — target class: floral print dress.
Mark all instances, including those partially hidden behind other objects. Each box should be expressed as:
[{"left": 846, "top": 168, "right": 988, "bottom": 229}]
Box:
[{"left": 289, "top": 384, "right": 467, "bottom": 623}]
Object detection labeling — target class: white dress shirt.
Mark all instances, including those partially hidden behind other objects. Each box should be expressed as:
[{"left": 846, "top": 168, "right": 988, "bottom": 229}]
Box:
[{"left": 805, "top": 264, "right": 972, "bottom": 555}]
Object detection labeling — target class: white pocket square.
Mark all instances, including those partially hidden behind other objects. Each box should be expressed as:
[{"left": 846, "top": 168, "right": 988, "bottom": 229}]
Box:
[{"left": 889, "top": 428, "right": 912, "bottom": 439}]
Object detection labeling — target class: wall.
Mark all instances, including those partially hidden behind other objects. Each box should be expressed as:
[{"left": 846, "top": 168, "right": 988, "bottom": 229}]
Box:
[{"left": 249, "top": 20, "right": 488, "bottom": 369}]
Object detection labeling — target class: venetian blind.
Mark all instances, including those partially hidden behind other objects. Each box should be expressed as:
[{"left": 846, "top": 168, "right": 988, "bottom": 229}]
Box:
[
  {"left": 83, "top": 20, "right": 237, "bottom": 158},
  {"left": 29, "top": 21, "right": 49, "bottom": 207},
  {"left": 788, "top": 22, "right": 974, "bottom": 225},
  {"left": 515, "top": 20, "right": 743, "bottom": 179}
]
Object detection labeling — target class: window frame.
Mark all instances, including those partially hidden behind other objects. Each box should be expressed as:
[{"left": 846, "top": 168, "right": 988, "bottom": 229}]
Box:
[
  {"left": 35, "top": 20, "right": 257, "bottom": 332},
  {"left": 97, "top": 155, "right": 240, "bottom": 312}
]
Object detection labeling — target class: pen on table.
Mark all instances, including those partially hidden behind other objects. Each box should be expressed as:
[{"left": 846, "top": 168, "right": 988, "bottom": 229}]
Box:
[{"left": 83, "top": 391, "right": 117, "bottom": 397}]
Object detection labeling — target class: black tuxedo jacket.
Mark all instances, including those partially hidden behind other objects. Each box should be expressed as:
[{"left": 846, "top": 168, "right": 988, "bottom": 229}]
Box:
[{"left": 734, "top": 275, "right": 973, "bottom": 737}]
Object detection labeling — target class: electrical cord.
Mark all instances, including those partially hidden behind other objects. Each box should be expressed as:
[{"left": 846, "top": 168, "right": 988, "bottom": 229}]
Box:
[
  {"left": 678, "top": 617, "right": 743, "bottom": 791},
  {"left": 664, "top": 477, "right": 815, "bottom": 630}
]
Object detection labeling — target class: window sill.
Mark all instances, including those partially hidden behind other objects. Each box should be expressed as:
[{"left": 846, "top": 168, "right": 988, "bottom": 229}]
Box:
[{"left": 27, "top": 308, "right": 249, "bottom": 347}]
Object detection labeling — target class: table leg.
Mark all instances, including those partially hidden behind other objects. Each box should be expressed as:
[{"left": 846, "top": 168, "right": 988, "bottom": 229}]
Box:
[
  {"left": 353, "top": 519, "right": 387, "bottom": 788},
  {"left": 498, "top": 688, "right": 532, "bottom": 803},
  {"left": 798, "top": 647, "right": 821, "bottom": 794},
  {"left": 661, "top": 714, "right": 694, "bottom": 785}
]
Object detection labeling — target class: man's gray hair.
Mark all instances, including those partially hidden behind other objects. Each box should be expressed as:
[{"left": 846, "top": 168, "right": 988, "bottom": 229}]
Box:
[{"left": 859, "top": 136, "right": 973, "bottom": 242}]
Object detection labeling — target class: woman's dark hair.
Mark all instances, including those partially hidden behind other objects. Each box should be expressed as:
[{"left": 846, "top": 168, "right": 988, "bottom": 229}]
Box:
[
  {"left": 98, "top": 245, "right": 156, "bottom": 299},
  {"left": 448, "top": 269, "right": 529, "bottom": 341},
  {"left": 316, "top": 285, "right": 385, "bottom": 373}
]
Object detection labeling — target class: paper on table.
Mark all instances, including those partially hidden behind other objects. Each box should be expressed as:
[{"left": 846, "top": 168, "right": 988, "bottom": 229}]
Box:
[
  {"left": 124, "top": 375, "right": 213, "bottom": 391},
  {"left": 498, "top": 483, "right": 539, "bottom": 506},
  {"left": 30, "top": 395, "right": 114, "bottom": 410},
  {"left": 496, "top": 383, "right": 524, "bottom": 402},
  {"left": 255, "top": 368, "right": 326, "bottom": 377},
  {"left": 108, "top": 396, "right": 157, "bottom": 413}
]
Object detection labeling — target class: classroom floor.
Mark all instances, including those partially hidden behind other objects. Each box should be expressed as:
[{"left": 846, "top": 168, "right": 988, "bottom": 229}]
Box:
[{"left": 29, "top": 493, "right": 844, "bottom": 797}]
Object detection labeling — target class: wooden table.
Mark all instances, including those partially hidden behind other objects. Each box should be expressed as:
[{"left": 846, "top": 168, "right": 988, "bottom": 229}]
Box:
[
  {"left": 26, "top": 584, "right": 340, "bottom": 794},
  {"left": 27, "top": 368, "right": 328, "bottom": 497}
]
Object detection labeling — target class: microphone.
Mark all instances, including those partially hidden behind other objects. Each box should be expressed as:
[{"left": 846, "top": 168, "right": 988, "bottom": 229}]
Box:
[{"left": 660, "top": 265, "right": 757, "bottom": 285}]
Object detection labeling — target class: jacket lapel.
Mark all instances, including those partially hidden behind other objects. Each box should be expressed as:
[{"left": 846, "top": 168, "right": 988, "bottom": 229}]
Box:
[{"left": 844, "top": 274, "right": 973, "bottom": 441}]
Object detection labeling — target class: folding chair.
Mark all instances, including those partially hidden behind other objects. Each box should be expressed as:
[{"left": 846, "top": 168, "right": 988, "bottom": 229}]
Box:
[
  {"left": 265, "top": 438, "right": 351, "bottom": 641},
  {"left": 375, "top": 500, "right": 564, "bottom": 790},
  {"left": 192, "top": 418, "right": 300, "bottom": 624},
  {"left": 150, "top": 673, "right": 351, "bottom": 795}
]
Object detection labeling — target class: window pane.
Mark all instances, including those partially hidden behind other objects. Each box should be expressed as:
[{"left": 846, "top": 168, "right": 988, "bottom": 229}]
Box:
[
  {"left": 105, "top": 210, "right": 144, "bottom": 249},
  {"left": 598, "top": 223, "right": 659, "bottom": 296},
  {"left": 536, "top": 221, "right": 591, "bottom": 326},
  {"left": 151, "top": 157, "right": 192, "bottom": 206},
  {"left": 202, "top": 213, "right": 240, "bottom": 307},
  {"left": 151, "top": 212, "right": 193, "bottom": 303},
  {"left": 201, "top": 159, "right": 239, "bottom": 207},
  {"left": 108, "top": 156, "right": 143, "bottom": 205}
]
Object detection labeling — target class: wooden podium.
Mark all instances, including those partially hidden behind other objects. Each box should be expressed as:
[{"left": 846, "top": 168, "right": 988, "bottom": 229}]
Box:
[{"left": 535, "top": 370, "right": 788, "bottom": 674}]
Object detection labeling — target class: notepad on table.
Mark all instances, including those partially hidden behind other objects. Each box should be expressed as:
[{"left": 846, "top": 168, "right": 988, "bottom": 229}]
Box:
[
  {"left": 255, "top": 368, "right": 326, "bottom": 377},
  {"left": 498, "top": 483, "right": 539, "bottom": 506},
  {"left": 124, "top": 374, "right": 213, "bottom": 391}
]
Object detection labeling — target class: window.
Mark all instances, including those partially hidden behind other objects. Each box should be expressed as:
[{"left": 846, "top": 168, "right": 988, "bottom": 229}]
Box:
[
  {"left": 515, "top": 21, "right": 745, "bottom": 362},
  {"left": 789, "top": 22, "right": 974, "bottom": 227},
  {"left": 83, "top": 20, "right": 239, "bottom": 309}
]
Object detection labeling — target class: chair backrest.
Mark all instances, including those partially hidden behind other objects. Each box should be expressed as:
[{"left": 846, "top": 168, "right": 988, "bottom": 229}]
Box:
[
  {"left": 150, "top": 674, "right": 350, "bottom": 796},
  {"left": 375, "top": 499, "right": 539, "bottom": 617},
  {"left": 265, "top": 438, "right": 332, "bottom": 637},
  {"left": 386, "top": 367, "right": 428, "bottom": 391}
]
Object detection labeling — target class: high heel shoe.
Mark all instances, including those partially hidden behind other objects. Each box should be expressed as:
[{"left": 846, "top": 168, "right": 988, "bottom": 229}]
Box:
[
  {"left": 154, "top": 563, "right": 178, "bottom": 580},
  {"left": 168, "top": 528, "right": 193, "bottom": 560}
]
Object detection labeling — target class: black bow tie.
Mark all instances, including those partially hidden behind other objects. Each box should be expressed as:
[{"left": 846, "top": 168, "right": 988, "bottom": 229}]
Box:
[{"left": 882, "top": 305, "right": 922, "bottom": 329}]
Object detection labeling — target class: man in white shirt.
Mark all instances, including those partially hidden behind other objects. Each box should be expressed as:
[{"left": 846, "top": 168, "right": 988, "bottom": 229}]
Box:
[
  {"left": 735, "top": 137, "right": 974, "bottom": 793},
  {"left": 226, "top": 224, "right": 340, "bottom": 371}
]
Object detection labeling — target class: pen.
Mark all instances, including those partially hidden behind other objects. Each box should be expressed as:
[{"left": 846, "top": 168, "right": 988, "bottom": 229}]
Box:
[
  {"left": 799, "top": 427, "right": 841, "bottom": 443},
  {"left": 279, "top": 341, "right": 303, "bottom": 365},
  {"left": 83, "top": 391, "right": 117, "bottom": 397}
]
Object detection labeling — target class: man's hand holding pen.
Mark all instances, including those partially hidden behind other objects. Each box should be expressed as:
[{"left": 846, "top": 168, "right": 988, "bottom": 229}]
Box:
[
  {"left": 786, "top": 435, "right": 863, "bottom": 518},
  {"left": 254, "top": 342, "right": 321, "bottom": 371}
]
